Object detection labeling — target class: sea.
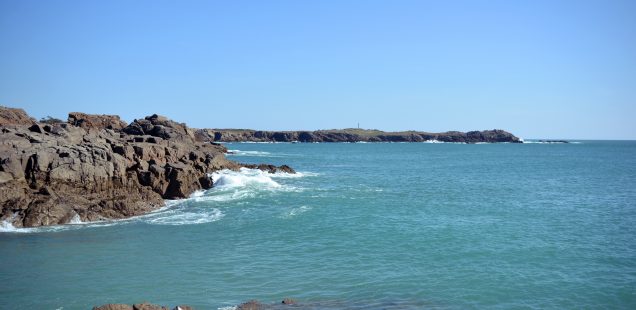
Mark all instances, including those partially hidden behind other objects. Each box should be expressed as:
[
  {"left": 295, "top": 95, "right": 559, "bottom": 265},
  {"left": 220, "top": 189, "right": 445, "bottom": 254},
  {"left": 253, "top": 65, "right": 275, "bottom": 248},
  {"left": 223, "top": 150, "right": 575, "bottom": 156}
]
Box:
[{"left": 1, "top": 141, "right": 635, "bottom": 309}]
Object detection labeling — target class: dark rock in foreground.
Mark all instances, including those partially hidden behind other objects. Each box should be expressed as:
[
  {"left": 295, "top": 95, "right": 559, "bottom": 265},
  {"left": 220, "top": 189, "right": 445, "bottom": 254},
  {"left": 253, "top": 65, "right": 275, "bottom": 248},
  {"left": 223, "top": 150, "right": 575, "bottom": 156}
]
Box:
[
  {"left": 93, "top": 303, "right": 191, "bottom": 310},
  {"left": 0, "top": 106, "right": 293, "bottom": 228},
  {"left": 195, "top": 128, "right": 522, "bottom": 143}
]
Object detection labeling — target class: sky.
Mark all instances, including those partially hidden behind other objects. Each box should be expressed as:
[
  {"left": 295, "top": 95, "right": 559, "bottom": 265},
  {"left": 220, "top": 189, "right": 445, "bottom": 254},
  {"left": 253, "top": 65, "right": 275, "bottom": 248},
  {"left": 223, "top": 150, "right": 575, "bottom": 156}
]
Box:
[{"left": 0, "top": 0, "right": 635, "bottom": 139}]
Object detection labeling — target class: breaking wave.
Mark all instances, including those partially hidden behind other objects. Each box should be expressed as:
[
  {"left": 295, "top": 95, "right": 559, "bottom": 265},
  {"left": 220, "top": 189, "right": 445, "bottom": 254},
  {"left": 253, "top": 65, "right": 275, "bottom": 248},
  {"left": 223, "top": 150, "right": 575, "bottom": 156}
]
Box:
[
  {"left": 226, "top": 149, "right": 272, "bottom": 156},
  {"left": 1, "top": 168, "right": 315, "bottom": 233}
]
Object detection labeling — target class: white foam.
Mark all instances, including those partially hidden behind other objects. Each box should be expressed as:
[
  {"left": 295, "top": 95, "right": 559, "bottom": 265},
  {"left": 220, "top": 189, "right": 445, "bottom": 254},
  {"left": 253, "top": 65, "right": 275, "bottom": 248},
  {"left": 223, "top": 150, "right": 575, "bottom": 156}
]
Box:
[
  {"left": 0, "top": 219, "right": 21, "bottom": 233},
  {"left": 146, "top": 208, "right": 224, "bottom": 225},
  {"left": 68, "top": 213, "right": 82, "bottom": 224},
  {"left": 211, "top": 168, "right": 282, "bottom": 188},
  {"left": 281, "top": 205, "right": 312, "bottom": 219},
  {"left": 423, "top": 139, "right": 443, "bottom": 143},
  {"left": 226, "top": 149, "right": 272, "bottom": 156},
  {"left": 2, "top": 168, "right": 316, "bottom": 233},
  {"left": 190, "top": 190, "right": 206, "bottom": 198},
  {"left": 522, "top": 141, "right": 571, "bottom": 144}
]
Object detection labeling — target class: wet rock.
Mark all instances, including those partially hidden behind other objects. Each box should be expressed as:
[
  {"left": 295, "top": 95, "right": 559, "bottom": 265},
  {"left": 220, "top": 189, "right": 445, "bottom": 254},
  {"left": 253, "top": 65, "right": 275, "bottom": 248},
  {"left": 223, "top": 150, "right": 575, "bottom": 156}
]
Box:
[
  {"left": 93, "top": 303, "right": 192, "bottom": 310},
  {"left": 241, "top": 164, "right": 296, "bottom": 174},
  {"left": 281, "top": 298, "right": 297, "bottom": 305},
  {"left": 237, "top": 300, "right": 263, "bottom": 310},
  {"left": 133, "top": 302, "right": 169, "bottom": 310}
]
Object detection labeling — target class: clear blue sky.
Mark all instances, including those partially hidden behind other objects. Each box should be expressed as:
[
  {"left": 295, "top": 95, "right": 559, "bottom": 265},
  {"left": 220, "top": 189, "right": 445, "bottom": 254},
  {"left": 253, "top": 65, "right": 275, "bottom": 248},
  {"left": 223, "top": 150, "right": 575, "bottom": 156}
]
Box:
[{"left": 1, "top": 0, "right": 634, "bottom": 139}]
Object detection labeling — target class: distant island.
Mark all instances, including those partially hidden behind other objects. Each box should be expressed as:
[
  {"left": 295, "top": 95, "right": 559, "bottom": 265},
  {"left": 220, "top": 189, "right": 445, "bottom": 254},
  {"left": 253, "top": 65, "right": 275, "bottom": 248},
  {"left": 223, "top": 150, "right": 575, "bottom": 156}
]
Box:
[{"left": 195, "top": 128, "right": 522, "bottom": 143}]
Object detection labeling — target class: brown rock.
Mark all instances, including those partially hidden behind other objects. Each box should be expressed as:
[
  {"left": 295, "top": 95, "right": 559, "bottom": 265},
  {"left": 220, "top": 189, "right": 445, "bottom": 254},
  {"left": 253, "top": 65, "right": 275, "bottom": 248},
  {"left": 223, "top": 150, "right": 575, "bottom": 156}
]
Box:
[
  {"left": 67, "top": 112, "right": 128, "bottom": 131},
  {"left": 281, "top": 298, "right": 297, "bottom": 305},
  {"left": 0, "top": 106, "right": 35, "bottom": 126},
  {"left": 133, "top": 302, "right": 169, "bottom": 310},
  {"left": 92, "top": 304, "right": 134, "bottom": 310},
  {"left": 237, "top": 300, "right": 262, "bottom": 310}
]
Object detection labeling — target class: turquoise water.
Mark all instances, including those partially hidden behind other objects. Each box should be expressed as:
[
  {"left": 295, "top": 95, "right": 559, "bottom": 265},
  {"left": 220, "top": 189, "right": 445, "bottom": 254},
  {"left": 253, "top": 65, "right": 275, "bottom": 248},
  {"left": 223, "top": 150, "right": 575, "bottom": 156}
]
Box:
[{"left": 1, "top": 141, "right": 635, "bottom": 309}]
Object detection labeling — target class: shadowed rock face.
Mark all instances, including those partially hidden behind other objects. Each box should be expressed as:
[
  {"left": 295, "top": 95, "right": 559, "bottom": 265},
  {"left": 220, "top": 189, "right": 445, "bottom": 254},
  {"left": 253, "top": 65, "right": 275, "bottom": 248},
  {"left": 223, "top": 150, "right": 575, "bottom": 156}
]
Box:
[
  {"left": 0, "top": 107, "right": 292, "bottom": 228},
  {"left": 195, "top": 128, "right": 522, "bottom": 143}
]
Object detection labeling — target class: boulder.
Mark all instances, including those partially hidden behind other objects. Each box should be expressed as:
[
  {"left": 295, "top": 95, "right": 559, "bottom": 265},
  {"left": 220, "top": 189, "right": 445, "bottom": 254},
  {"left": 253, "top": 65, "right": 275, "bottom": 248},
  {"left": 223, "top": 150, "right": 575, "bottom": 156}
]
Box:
[
  {"left": 241, "top": 164, "right": 296, "bottom": 174},
  {"left": 68, "top": 112, "right": 127, "bottom": 130},
  {"left": 133, "top": 302, "right": 169, "bottom": 310}
]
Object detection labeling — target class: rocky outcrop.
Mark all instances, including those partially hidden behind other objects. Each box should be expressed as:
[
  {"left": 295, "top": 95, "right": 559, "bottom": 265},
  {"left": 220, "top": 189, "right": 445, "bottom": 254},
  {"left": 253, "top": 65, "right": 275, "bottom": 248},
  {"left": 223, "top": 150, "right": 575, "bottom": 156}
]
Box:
[
  {"left": 92, "top": 303, "right": 191, "bottom": 310},
  {"left": 68, "top": 112, "right": 128, "bottom": 131},
  {"left": 195, "top": 128, "right": 522, "bottom": 143},
  {"left": 0, "top": 106, "right": 293, "bottom": 228},
  {"left": 124, "top": 114, "right": 195, "bottom": 143},
  {"left": 0, "top": 106, "right": 36, "bottom": 126}
]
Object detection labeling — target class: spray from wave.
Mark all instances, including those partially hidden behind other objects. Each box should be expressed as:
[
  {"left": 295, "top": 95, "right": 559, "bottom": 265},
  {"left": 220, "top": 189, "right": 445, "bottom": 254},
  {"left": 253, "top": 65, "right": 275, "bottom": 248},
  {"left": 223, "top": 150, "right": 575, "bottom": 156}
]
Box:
[{"left": 1, "top": 168, "right": 315, "bottom": 233}]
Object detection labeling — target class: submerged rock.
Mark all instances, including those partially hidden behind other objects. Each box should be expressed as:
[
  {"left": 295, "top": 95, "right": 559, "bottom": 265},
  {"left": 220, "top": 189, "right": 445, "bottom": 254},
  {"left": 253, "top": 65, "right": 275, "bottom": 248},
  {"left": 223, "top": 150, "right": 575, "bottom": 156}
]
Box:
[
  {"left": 237, "top": 300, "right": 263, "bottom": 310},
  {"left": 241, "top": 163, "right": 296, "bottom": 174}
]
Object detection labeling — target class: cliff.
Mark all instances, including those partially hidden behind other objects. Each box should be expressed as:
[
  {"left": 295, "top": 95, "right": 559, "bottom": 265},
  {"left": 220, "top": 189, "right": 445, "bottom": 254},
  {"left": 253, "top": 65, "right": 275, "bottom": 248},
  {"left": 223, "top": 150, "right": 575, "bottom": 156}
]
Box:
[
  {"left": 195, "top": 128, "right": 522, "bottom": 143},
  {"left": 0, "top": 107, "right": 292, "bottom": 228}
]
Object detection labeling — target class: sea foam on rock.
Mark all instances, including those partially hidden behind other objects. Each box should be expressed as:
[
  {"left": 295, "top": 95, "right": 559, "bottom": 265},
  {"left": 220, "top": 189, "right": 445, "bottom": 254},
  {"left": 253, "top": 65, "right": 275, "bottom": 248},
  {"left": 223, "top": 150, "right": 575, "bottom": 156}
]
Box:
[{"left": 0, "top": 106, "right": 293, "bottom": 228}]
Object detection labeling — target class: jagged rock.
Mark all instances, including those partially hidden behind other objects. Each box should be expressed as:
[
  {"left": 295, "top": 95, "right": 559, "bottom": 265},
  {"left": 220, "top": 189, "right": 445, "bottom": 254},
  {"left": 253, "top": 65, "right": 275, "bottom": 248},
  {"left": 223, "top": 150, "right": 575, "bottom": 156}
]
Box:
[
  {"left": 0, "top": 106, "right": 36, "bottom": 126},
  {"left": 124, "top": 114, "right": 195, "bottom": 143},
  {"left": 68, "top": 112, "right": 127, "bottom": 130},
  {"left": 241, "top": 164, "right": 296, "bottom": 174},
  {"left": 0, "top": 107, "right": 270, "bottom": 228}
]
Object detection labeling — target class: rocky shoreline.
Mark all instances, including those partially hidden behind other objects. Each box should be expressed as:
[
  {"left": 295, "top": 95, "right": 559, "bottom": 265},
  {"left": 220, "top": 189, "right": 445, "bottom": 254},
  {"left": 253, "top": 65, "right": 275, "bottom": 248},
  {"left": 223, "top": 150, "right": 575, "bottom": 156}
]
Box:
[
  {"left": 1, "top": 105, "right": 522, "bottom": 229},
  {"left": 196, "top": 128, "right": 522, "bottom": 143},
  {"left": 0, "top": 106, "right": 293, "bottom": 228}
]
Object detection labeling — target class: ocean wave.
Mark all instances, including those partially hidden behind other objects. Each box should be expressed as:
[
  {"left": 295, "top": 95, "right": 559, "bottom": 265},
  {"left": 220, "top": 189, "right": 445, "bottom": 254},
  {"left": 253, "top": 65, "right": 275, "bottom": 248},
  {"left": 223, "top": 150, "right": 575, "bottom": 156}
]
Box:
[
  {"left": 522, "top": 141, "right": 573, "bottom": 144},
  {"left": 280, "top": 205, "right": 312, "bottom": 219},
  {"left": 1, "top": 168, "right": 315, "bottom": 233},
  {"left": 211, "top": 168, "right": 283, "bottom": 188},
  {"left": 145, "top": 208, "right": 224, "bottom": 225},
  {"left": 226, "top": 149, "right": 272, "bottom": 156}
]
